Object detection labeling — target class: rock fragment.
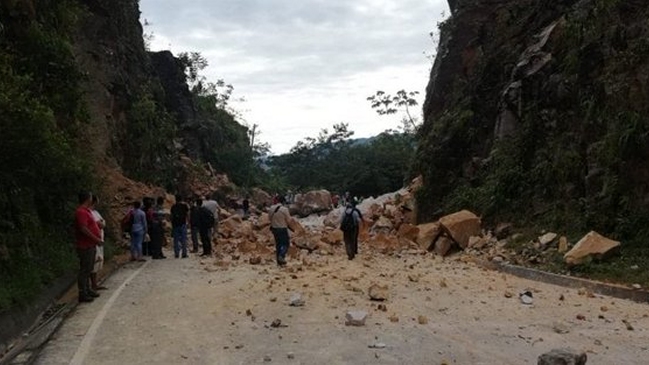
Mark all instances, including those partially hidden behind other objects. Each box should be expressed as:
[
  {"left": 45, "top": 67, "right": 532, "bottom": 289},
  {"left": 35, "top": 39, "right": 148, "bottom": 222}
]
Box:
[
  {"left": 345, "top": 310, "right": 368, "bottom": 326},
  {"left": 368, "top": 284, "right": 389, "bottom": 301},
  {"left": 537, "top": 348, "right": 587, "bottom": 365},
  {"left": 564, "top": 231, "right": 620, "bottom": 266},
  {"left": 289, "top": 293, "right": 305, "bottom": 307}
]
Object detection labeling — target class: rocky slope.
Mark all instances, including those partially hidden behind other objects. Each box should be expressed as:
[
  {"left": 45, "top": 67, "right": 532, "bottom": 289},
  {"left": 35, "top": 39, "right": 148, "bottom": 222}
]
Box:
[{"left": 416, "top": 0, "right": 649, "bottom": 240}]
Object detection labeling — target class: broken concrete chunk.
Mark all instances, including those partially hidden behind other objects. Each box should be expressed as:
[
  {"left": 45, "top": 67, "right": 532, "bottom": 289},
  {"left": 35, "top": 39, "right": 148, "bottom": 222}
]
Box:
[
  {"left": 438, "top": 210, "right": 481, "bottom": 249},
  {"left": 564, "top": 231, "right": 620, "bottom": 266},
  {"left": 537, "top": 348, "right": 587, "bottom": 365},
  {"left": 345, "top": 310, "right": 368, "bottom": 326}
]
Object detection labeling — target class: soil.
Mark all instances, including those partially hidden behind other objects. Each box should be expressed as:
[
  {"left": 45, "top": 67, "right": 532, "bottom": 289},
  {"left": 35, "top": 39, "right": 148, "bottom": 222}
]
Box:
[{"left": 34, "top": 238, "right": 649, "bottom": 364}]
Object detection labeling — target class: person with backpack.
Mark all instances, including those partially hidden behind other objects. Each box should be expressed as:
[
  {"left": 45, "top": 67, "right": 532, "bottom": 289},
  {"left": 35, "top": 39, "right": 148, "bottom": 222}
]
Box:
[
  {"left": 171, "top": 194, "right": 190, "bottom": 258},
  {"left": 150, "top": 196, "right": 167, "bottom": 260},
  {"left": 196, "top": 198, "right": 215, "bottom": 256},
  {"left": 340, "top": 199, "right": 364, "bottom": 260},
  {"left": 269, "top": 196, "right": 291, "bottom": 266},
  {"left": 130, "top": 200, "right": 147, "bottom": 262}
]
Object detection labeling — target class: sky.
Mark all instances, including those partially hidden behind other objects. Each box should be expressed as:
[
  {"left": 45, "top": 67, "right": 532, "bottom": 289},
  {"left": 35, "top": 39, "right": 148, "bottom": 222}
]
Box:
[{"left": 139, "top": 0, "right": 449, "bottom": 154}]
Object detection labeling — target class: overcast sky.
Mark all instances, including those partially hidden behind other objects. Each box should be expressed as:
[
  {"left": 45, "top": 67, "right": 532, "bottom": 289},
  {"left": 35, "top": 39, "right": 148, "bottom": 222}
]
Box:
[{"left": 140, "top": 0, "right": 449, "bottom": 154}]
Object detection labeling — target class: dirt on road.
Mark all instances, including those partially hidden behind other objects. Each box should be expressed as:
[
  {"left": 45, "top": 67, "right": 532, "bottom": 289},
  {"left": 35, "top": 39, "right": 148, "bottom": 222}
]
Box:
[{"left": 33, "top": 238, "right": 649, "bottom": 365}]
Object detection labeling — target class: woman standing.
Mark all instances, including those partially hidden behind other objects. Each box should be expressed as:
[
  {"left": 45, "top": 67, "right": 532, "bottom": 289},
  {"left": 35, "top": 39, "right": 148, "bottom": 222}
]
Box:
[{"left": 130, "top": 200, "right": 148, "bottom": 262}]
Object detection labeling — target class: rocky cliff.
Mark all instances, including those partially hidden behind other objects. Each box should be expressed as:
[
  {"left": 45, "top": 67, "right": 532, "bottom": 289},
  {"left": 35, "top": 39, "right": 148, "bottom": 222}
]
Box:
[{"left": 416, "top": 0, "right": 649, "bottom": 239}]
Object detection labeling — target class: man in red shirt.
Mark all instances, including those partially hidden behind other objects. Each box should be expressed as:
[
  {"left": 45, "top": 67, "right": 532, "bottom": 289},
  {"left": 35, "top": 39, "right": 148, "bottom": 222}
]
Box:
[{"left": 75, "top": 192, "right": 103, "bottom": 303}]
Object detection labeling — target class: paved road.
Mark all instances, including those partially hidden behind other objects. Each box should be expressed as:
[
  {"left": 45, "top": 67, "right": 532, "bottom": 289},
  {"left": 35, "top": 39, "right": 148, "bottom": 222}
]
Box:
[{"left": 34, "top": 248, "right": 649, "bottom": 364}]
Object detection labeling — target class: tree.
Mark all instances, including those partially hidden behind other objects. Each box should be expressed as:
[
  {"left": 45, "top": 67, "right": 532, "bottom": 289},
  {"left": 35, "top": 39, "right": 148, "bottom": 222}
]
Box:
[{"left": 367, "top": 90, "right": 420, "bottom": 131}]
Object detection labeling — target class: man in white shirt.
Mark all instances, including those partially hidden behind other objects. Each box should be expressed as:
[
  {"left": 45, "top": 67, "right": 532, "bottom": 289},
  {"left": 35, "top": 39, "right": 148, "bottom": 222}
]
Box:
[
  {"left": 202, "top": 195, "right": 220, "bottom": 247},
  {"left": 269, "top": 196, "right": 291, "bottom": 266},
  {"left": 90, "top": 195, "right": 107, "bottom": 291}
]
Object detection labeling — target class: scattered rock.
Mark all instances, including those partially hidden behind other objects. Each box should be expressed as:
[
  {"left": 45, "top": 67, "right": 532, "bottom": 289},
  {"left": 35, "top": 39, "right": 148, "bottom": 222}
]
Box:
[
  {"left": 519, "top": 291, "right": 533, "bottom": 305},
  {"left": 368, "top": 343, "right": 387, "bottom": 349},
  {"left": 494, "top": 222, "right": 513, "bottom": 239},
  {"left": 416, "top": 222, "right": 442, "bottom": 251},
  {"left": 438, "top": 210, "right": 481, "bottom": 249},
  {"left": 558, "top": 236, "right": 569, "bottom": 253},
  {"left": 600, "top": 306, "right": 608, "bottom": 312},
  {"left": 270, "top": 319, "right": 282, "bottom": 328},
  {"left": 576, "top": 314, "right": 586, "bottom": 321},
  {"left": 377, "top": 304, "right": 387, "bottom": 312},
  {"left": 408, "top": 274, "right": 420, "bottom": 283},
  {"left": 388, "top": 314, "right": 399, "bottom": 323},
  {"left": 538, "top": 232, "right": 558, "bottom": 246},
  {"left": 263, "top": 355, "right": 272, "bottom": 362},
  {"left": 249, "top": 256, "right": 262, "bottom": 265},
  {"left": 433, "top": 235, "right": 455, "bottom": 256},
  {"left": 287, "top": 352, "right": 295, "bottom": 359},
  {"left": 564, "top": 231, "right": 620, "bottom": 266},
  {"left": 552, "top": 321, "right": 570, "bottom": 334},
  {"left": 368, "top": 284, "right": 389, "bottom": 301},
  {"left": 632, "top": 284, "right": 642, "bottom": 290},
  {"left": 289, "top": 293, "right": 305, "bottom": 307},
  {"left": 622, "top": 319, "right": 634, "bottom": 331},
  {"left": 504, "top": 291, "right": 513, "bottom": 298},
  {"left": 397, "top": 223, "right": 420, "bottom": 242},
  {"left": 417, "top": 315, "right": 429, "bottom": 325},
  {"left": 537, "top": 348, "right": 587, "bottom": 365},
  {"left": 345, "top": 310, "right": 368, "bottom": 326},
  {"left": 439, "top": 278, "right": 448, "bottom": 288},
  {"left": 372, "top": 216, "right": 394, "bottom": 233}
]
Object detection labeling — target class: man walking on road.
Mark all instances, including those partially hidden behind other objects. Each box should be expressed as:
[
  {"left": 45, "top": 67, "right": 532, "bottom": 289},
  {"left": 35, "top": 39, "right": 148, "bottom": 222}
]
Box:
[
  {"left": 196, "top": 198, "right": 215, "bottom": 256},
  {"left": 75, "top": 192, "right": 102, "bottom": 303},
  {"left": 189, "top": 198, "right": 201, "bottom": 253},
  {"left": 171, "top": 194, "right": 190, "bottom": 258},
  {"left": 202, "top": 194, "right": 220, "bottom": 247},
  {"left": 269, "top": 196, "right": 291, "bottom": 266},
  {"left": 340, "top": 199, "right": 364, "bottom": 260}
]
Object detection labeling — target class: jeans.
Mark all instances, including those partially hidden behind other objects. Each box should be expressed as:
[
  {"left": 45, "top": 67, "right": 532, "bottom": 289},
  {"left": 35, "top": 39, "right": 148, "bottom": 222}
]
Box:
[
  {"left": 77, "top": 247, "right": 96, "bottom": 296},
  {"left": 191, "top": 226, "right": 199, "bottom": 251},
  {"left": 130, "top": 230, "right": 144, "bottom": 258},
  {"left": 271, "top": 227, "right": 290, "bottom": 263},
  {"left": 173, "top": 224, "right": 187, "bottom": 257},
  {"left": 199, "top": 226, "right": 212, "bottom": 255}
]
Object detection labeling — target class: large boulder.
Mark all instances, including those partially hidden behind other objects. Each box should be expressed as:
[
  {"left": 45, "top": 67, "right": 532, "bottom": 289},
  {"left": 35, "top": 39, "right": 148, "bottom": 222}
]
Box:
[
  {"left": 397, "top": 223, "right": 420, "bottom": 242},
  {"left": 292, "top": 190, "right": 332, "bottom": 217},
  {"left": 371, "top": 216, "right": 393, "bottom": 234},
  {"left": 438, "top": 210, "right": 481, "bottom": 249},
  {"left": 433, "top": 235, "right": 455, "bottom": 256},
  {"left": 537, "top": 349, "right": 587, "bottom": 365},
  {"left": 323, "top": 209, "right": 342, "bottom": 228},
  {"left": 564, "top": 231, "right": 620, "bottom": 266},
  {"left": 251, "top": 188, "right": 272, "bottom": 207},
  {"left": 416, "top": 222, "right": 442, "bottom": 251}
]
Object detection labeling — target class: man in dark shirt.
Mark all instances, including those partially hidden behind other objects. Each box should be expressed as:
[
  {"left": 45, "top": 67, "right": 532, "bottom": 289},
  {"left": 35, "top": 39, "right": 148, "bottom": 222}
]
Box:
[
  {"left": 150, "top": 196, "right": 167, "bottom": 259},
  {"left": 170, "top": 194, "right": 190, "bottom": 258},
  {"left": 75, "top": 191, "right": 102, "bottom": 303},
  {"left": 189, "top": 198, "right": 201, "bottom": 253}
]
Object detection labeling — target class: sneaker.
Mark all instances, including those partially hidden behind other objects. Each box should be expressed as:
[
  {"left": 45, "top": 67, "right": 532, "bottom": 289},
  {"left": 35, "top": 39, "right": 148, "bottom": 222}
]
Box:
[
  {"left": 181, "top": 254, "right": 188, "bottom": 258},
  {"left": 79, "top": 296, "right": 94, "bottom": 303},
  {"left": 87, "top": 290, "right": 100, "bottom": 298}
]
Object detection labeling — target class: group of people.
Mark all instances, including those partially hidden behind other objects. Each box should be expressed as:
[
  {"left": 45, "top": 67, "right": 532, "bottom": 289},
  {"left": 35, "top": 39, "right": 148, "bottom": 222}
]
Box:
[{"left": 74, "top": 189, "right": 366, "bottom": 303}]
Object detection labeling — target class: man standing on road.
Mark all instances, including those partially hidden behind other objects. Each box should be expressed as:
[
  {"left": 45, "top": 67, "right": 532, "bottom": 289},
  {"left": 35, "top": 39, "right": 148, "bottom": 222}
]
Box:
[
  {"left": 89, "top": 195, "right": 107, "bottom": 291},
  {"left": 189, "top": 198, "right": 201, "bottom": 253},
  {"left": 130, "top": 201, "right": 147, "bottom": 262},
  {"left": 340, "top": 199, "right": 364, "bottom": 260},
  {"left": 196, "top": 198, "right": 215, "bottom": 256},
  {"left": 269, "top": 196, "right": 291, "bottom": 266},
  {"left": 150, "top": 196, "right": 167, "bottom": 260},
  {"left": 202, "top": 194, "right": 220, "bottom": 247},
  {"left": 75, "top": 192, "right": 102, "bottom": 303},
  {"left": 171, "top": 194, "right": 190, "bottom": 258}
]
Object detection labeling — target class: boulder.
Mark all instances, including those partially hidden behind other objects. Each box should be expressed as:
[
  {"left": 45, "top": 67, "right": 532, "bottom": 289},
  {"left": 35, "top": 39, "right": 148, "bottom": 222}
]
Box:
[
  {"left": 323, "top": 209, "right": 342, "bottom": 228},
  {"left": 292, "top": 235, "right": 320, "bottom": 252},
  {"left": 397, "top": 223, "right": 420, "bottom": 242},
  {"left": 292, "top": 190, "right": 332, "bottom": 217},
  {"left": 288, "top": 218, "right": 305, "bottom": 236},
  {"left": 438, "top": 210, "right": 481, "bottom": 249},
  {"left": 368, "top": 284, "right": 389, "bottom": 301},
  {"left": 251, "top": 188, "right": 272, "bottom": 207},
  {"left": 322, "top": 230, "right": 343, "bottom": 245},
  {"left": 539, "top": 232, "right": 558, "bottom": 246},
  {"left": 558, "top": 236, "right": 568, "bottom": 253},
  {"left": 434, "top": 236, "right": 455, "bottom": 256},
  {"left": 416, "top": 222, "right": 442, "bottom": 251},
  {"left": 372, "top": 216, "right": 393, "bottom": 233},
  {"left": 537, "top": 349, "right": 587, "bottom": 365},
  {"left": 564, "top": 231, "right": 620, "bottom": 266}
]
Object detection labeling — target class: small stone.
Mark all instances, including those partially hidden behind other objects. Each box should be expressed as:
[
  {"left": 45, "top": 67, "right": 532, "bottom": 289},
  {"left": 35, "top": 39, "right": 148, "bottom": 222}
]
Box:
[
  {"left": 439, "top": 278, "right": 448, "bottom": 288},
  {"left": 417, "top": 315, "right": 429, "bottom": 325},
  {"left": 408, "top": 274, "right": 420, "bottom": 283},
  {"left": 263, "top": 355, "right": 272, "bottom": 362},
  {"left": 537, "top": 348, "right": 587, "bottom": 365},
  {"left": 519, "top": 291, "right": 533, "bottom": 305},
  {"left": 552, "top": 321, "right": 570, "bottom": 334},
  {"left": 270, "top": 319, "right": 282, "bottom": 328},
  {"left": 270, "top": 297, "right": 277, "bottom": 302},
  {"left": 287, "top": 352, "right": 295, "bottom": 359},
  {"left": 559, "top": 294, "right": 565, "bottom": 301},
  {"left": 245, "top": 309, "right": 252, "bottom": 316},
  {"left": 289, "top": 293, "right": 305, "bottom": 307},
  {"left": 576, "top": 314, "right": 586, "bottom": 321},
  {"left": 622, "top": 319, "right": 634, "bottom": 331},
  {"left": 538, "top": 232, "right": 558, "bottom": 246},
  {"left": 600, "top": 306, "right": 608, "bottom": 312},
  {"left": 250, "top": 256, "right": 262, "bottom": 265},
  {"left": 345, "top": 310, "right": 368, "bottom": 326},
  {"left": 632, "top": 284, "right": 642, "bottom": 290},
  {"left": 594, "top": 339, "right": 602, "bottom": 346},
  {"left": 377, "top": 304, "right": 388, "bottom": 312},
  {"left": 368, "top": 284, "right": 389, "bottom": 301},
  {"left": 558, "top": 236, "right": 569, "bottom": 253},
  {"left": 368, "top": 342, "right": 386, "bottom": 349},
  {"left": 388, "top": 314, "right": 399, "bottom": 323},
  {"left": 504, "top": 291, "right": 513, "bottom": 298}
]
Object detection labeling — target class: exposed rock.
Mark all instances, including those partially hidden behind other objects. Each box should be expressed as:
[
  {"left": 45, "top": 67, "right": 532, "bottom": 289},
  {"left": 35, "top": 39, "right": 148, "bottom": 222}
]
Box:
[
  {"left": 433, "top": 236, "right": 455, "bottom": 257},
  {"left": 564, "top": 231, "right": 620, "bottom": 266},
  {"left": 292, "top": 190, "right": 332, "bottom": 217},
  {"left": 368, "top": 284, "right": 389, "bottom": 301},
  {"left": 537, "top": 349, "right": 587, "bottom": 365},
  {"left": 372, "top": 216, "right": 394, "bottom": 233},
  {"left": 415, "top": 222, "right": 442, "bottom": 251},
  {"left": 322, "top": 230, "right": 343, "bottom": 245},
  {"left": 251, "top": 188, "right": 272, "bottom": 207},
  {"left": 438, "top": 210, "right": 481, "bottom": 249},
  {"left": 397, "top": 223, "right": 420, "bottom": 242},
  {"left": 345, "top": 310, "right": 368, "bottom": 326},
  {"left": 323, "top": 209, "right": 342, "bottom": 228}
]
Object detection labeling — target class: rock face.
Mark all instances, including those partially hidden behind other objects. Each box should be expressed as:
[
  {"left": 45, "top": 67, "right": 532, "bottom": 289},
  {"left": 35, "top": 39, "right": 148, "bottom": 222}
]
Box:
[
  {"left": 564, "top": 231, "right": 620, "bottom": 266},
  {"left": 415, "top": 0, "right": 649, "bottom": 237},
  {"left": 537, "top": 349, "right": 587, "bottom": 365},
  {"left": 438, "top": 210, "right": 481, "bottom": 249},
  {"left": 292, "top": 190, "right": 332, "bottom": 217}
]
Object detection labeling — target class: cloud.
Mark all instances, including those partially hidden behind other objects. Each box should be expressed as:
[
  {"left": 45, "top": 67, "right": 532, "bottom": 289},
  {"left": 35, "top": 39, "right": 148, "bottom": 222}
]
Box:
[{"left": 141, "top": 0, "right": 449, "bottom": 153}]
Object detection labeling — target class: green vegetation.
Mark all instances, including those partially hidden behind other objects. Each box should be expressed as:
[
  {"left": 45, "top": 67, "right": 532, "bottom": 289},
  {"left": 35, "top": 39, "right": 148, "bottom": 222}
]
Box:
[{"left": 0, "top": 1, "right": 93, "bottom": 311}]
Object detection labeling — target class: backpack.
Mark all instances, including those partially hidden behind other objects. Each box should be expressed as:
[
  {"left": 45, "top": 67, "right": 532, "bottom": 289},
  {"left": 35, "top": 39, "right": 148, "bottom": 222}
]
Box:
[
  {"left": 340, "top": 209, "right": 357, "bottom": 232},
  {"left": 199, "top": 207, "right": 215, "bottom": 228},
  {"left": 121, "top": 210, "right": 134, "bottom": 232}
]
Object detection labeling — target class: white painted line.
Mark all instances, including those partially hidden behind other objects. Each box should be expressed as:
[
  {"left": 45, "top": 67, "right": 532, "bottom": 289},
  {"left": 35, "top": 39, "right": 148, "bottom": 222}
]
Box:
[{"left": 69, "top": 261, "right": 149, "bottom": 365}]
